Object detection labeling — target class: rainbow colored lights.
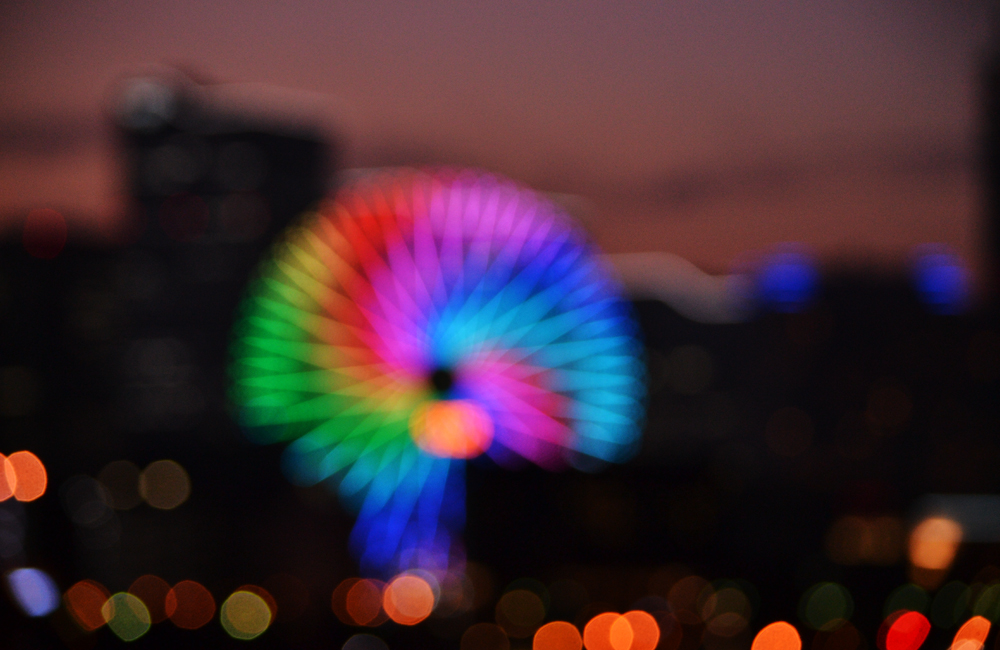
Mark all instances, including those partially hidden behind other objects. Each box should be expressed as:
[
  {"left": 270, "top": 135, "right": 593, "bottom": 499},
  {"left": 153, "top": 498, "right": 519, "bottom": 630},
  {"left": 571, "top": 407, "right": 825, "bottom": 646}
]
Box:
[{"left": 229, "top": 169, "right": 646, "bottom": 575}]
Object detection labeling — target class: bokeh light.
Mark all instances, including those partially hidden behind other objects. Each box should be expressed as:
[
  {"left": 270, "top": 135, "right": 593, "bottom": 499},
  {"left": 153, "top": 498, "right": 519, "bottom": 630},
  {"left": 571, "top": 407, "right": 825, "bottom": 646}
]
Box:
[
  {"left": 236, "top": 584, "right": 277, "bottom": 620},
  {"left": 343, "top": 633, "right": 391, "bottom": 650},
  {"left": 102, "top": 592, "right": 152, "bottom": 642},
  {"left": 22, "top": 208, "right": 68, "bottom": 259},
  {"left": 409, "top": 400, "right": 494, "bottom": 459},
  {"left": 951, "top": 616, "right": 990, "bottom": 650},
  {"left": 756, "top": 249, "right": 818, "bottom": 313},
  {"left": 0, "top": 455, "right": 14, "bottom": 501},
  {"left": 752, "top": 621, "right": 802, "bottom": 650},
  {"left": 97, "top": 460, "right": 142, "bottom": 510},
  {"left": 534, "top": 621, "right": 583, "bottom": 650},
  {"left": 972, "top": 583, "right": 1000, "bottom": 621},
  {"left": 826, "top": 516, "right": 904, "bottom": 566},
  {"left": 347, "top": 579, "right": 386, "bottom": 626},
  {"left": 462, "top": 622, "right": 511, "bottom": 650},
  {"left": 909, "top": 517, "right": 962, "bottom": 569},
  {"left": 64, "top": 579, "right": 111, "bottom": 631},
  {"left": 884, "top": 585, "right": 929, "bottom": 619},
  {"left": 800, "top": 583, "right": 853, "bottom": 631},
  {"left": 165, "top": 580, "right": 215, "bottom": 629},
  {"left": 6, "top": 567, "right": 59, "bottom": 617},
  {"left": 609, "top": 615, "right": 633, "bottom": 650},
  {"left": 667, "top": 575, "right": 712, "bottom": 624},
  {"left": 622, "top": 611, "right": 660, "bottom": 650},
  {"left": 384, "top": 574, "right": 435, "bottom": 625},
  {"left": 334, "top": 579, "right": 365, "bottom": 625},
  {"left": 911, "top": 248, "right": 970, "bottom": 315},
  {"left": 584, "top": 612, "right": 621, "bottom": 650},
  {"left": 497, "top": 588, "right": 546, "bottom": 637},
  {"left": 138, "top": 460, "right": 191, "bottom": 509},
  {"left": 703, "top": 583, "right": 753, "bottom": 637},
  {"left": 931, "top": 582, "right": 970, "bottom": 629},
  {"left": 128, "top": 574, "right": 171, "bottom": 624},
  {"left": 884, "top": 611, "right": 930, "bottom": 650},
  {"left": 8, "top": 451, "right": 47, "bottom": 502},
  {"left": 221, "top": 590, "right": 273, "bottom": 640}
]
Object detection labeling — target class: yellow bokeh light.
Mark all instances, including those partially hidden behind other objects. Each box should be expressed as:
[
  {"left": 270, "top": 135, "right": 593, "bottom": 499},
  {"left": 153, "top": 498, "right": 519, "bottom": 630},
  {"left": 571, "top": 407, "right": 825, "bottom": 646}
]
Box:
[
  {"left": 101, "top": 592, "right": 151, "bottom": 642},
  {"left": 138, "top": 460, "right": 191, "bottom": 509},
  {"left": 221, "top": 590, "right": 272, "bottom": 640}
]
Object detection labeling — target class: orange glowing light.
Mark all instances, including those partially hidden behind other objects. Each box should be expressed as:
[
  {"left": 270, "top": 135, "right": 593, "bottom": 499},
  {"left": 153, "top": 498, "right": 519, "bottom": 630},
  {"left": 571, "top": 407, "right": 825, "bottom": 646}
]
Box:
[
  {"left": 409, "top": 400, "right": 494, "bottom": 459},
  {"left": 384, "top": 574, "right": 435, "bottom": 625},
  {"left": 584, "top": 612, "right": 621, "bottom": 650},
  {"left": 951, "top": 616, "right": 991, "bottom": 650},
  {"left": 65, "top": 579, "right": 111, "bottom": 632},
  {"left": 623, "top": 611, "right": 660, "bottom": 650},
  {"left": 0, "top": 454, "right": 14, "bottom": 501},
  {"left": 333, "top": 578, "right": 362, "bottom": 624},
  {"left": 534, "top": 621, "right": 583, "bottom": 650},
  {"left": 609, "top": 616, "right": 634, "bottom": 650},
  {"left": 884, "top": 611, "right": 931, "bottom": 650},
  {"left": 236, "top": 584, "right": 278, "bottom": 619},
  {"left": 347, "top": 579, "right": 385, "bottom": 626},
  {"left": 165, "top": 580, "right": 216, "bottom": 630},
  {"left": 8, "top": 451, "right": 46, "bottom": 501},
  {"left": 752, "top": 622, "right": 802, "bottom": 650},
  {"left": 909, "top": 517, "right": 962, "bottom": 570},
  {"left": 128, "top": 575, "right": 172, "bottom": 624}
]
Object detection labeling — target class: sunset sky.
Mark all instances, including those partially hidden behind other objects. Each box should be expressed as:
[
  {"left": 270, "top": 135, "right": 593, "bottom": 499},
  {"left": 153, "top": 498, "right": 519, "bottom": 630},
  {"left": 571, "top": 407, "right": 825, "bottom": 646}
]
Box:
[{"left": 0, "top": 0, "right": 994, "bottom": 275}]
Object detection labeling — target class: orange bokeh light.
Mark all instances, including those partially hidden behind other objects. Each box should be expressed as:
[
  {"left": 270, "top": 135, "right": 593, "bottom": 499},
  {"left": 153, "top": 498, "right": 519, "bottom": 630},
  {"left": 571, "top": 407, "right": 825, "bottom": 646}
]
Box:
[
  {"left": 7, "top": 451, "right": 47, "bottom": 501},
  {"left": 409, "top": 400, "right": 494, "bottom": 459},
  {"left": 584, "top": 612, "right": 621, "bottom": 650},
  {"left": 884, "top": 611, "right": 931, "bottom": 650},
  {"left": 165, "top": 580, "right": 216, "bottom": 629},
  {"left": 0, "top": 455, "right": 14, "bottom": 501},
  {"left": 384, "top": 574, "right": 435, "bottom": 625},
  {"left": 952, "top": 616, "right": 991, "bottom": 650},
  {"left": 909, "top": 517, "right": 962, "bottom": 570},
  {"left": 128, "top": 574, "right": 172, "bottom": 624},
  {"left": 347, "top": 579, "right": 386, "bottom": 626},
  {"left": 534, "top": 621, "right": 583, "bottom": 650},
  {"left": 752, "top": 622, "right": 802, "bottom": 650},
  {"left": 609, "top": 616, "right": 634, "bottom": 650},
  {"left": 333, "top": 578, "right": 363, "bottom": 624},
  {"left": 622, "top": 611, "right": 660, "bottom": 650},
  {"left": 64, "top": 579, "right": 111, "bottom": 632}
]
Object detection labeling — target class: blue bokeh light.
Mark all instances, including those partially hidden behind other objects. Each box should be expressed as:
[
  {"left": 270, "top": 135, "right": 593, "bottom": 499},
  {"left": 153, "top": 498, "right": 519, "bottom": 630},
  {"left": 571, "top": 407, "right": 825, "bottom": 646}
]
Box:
[
  {"left": 757, "top": 249, "right": 819, "bottom": 313},
  {"left": 913, "top": 249, "right": 970, "bottom": 315},
  {"left": 7, "top": 567, "right": 60, "bottom": 617}
]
